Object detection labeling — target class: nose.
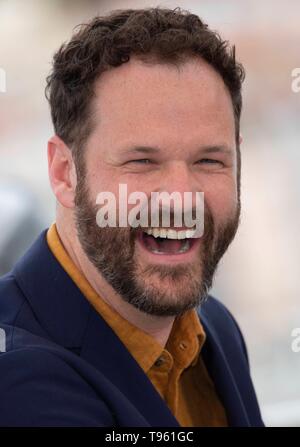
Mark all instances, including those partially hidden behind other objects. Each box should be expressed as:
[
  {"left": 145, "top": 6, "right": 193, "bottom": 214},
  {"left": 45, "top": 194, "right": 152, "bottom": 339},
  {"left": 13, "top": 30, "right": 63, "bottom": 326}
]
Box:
[
  {"left": 151, "top": 161, "right": 204, "bottom": 228},
  {"left": 155, "top": 160, "right": 201, "bottom": 199}
]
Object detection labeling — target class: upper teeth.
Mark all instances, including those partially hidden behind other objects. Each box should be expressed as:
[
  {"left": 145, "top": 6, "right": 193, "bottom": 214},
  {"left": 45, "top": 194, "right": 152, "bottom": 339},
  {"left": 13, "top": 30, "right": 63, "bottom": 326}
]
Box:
[{"left": 143, "top": 228, "right": 197, "bottom": 239}]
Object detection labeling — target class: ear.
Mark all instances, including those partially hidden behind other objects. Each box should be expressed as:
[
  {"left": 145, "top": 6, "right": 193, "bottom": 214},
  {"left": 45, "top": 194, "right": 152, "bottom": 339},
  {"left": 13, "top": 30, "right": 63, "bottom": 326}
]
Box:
[
  {"left": 47, "top": 135, "right": 77, "bottom": 208},
  {"left": 239, "top": 134, "right": 243, "bottom": 145}
]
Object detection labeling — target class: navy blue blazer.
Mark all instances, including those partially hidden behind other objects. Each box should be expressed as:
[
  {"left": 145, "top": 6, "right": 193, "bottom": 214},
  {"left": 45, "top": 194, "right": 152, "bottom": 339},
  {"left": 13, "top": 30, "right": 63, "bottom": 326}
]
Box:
[{"left": 0, "top": 230, "right": 264, "bottom": 427}]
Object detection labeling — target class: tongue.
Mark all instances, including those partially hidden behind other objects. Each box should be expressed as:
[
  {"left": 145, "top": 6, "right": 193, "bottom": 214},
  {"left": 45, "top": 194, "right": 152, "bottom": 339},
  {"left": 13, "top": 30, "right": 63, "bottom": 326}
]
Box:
[{"left": 143, "top": 233, "right": 184, "bottom": 254}]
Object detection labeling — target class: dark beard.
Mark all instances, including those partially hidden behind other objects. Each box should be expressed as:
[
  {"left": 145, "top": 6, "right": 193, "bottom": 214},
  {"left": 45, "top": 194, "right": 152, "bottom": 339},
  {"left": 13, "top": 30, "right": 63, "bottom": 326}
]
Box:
[{"left": 74, "top": 174, "right": 240, "bottom": 317}]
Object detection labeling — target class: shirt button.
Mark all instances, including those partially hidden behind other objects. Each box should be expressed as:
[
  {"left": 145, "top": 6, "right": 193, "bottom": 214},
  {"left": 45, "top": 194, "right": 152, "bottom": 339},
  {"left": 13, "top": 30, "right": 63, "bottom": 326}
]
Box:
[{"left": 154, "top": 356, "right": 165, "bottom": 367}]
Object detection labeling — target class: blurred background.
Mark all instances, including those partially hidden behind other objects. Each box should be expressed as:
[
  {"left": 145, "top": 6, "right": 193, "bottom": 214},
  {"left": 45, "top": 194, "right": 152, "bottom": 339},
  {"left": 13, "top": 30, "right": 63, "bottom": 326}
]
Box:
[{"left": 1, "top": 0, "right": 300, "bottom": 426}]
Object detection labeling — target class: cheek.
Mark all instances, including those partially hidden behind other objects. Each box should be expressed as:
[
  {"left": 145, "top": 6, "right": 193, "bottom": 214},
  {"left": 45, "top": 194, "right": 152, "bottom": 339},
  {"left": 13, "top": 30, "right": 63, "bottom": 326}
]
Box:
[
  {"left": 86, "top": 167, "right": 119, "bottom": 202},
  {"left": 204, "top": 179, "right": 238, "bottom": 224}
]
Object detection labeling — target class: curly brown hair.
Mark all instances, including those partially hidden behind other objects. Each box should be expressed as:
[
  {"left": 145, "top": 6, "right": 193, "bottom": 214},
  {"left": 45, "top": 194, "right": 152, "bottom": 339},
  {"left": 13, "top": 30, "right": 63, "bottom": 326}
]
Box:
[{"left": 45, "top": 7, "right": 245, "bottom": 174}]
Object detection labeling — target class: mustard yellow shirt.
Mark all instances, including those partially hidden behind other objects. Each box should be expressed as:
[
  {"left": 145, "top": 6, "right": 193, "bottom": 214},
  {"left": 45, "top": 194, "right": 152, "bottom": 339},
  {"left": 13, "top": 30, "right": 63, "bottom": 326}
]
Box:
[{"left": 47, "top": 223, "right": 228, "bottom": 427}]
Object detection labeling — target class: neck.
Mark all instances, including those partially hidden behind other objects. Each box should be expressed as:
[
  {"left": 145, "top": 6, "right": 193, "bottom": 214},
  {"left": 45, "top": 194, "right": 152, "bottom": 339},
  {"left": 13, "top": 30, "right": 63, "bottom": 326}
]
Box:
[{"left": 56, "top": 217, "right": 175, "bottom": 347}]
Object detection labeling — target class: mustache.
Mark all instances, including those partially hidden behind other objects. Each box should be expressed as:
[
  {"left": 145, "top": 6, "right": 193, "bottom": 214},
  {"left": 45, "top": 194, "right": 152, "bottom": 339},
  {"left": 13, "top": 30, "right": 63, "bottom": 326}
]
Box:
[{"left": 95, "top": 203, "right": 215, "bottom": 237}]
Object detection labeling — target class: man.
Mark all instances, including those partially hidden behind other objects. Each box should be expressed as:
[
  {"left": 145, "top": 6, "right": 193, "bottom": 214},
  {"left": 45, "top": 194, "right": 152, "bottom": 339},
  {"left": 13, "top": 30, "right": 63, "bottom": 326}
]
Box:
[{"left": 0, "top": 7, "right": 264, "bottom": 426}]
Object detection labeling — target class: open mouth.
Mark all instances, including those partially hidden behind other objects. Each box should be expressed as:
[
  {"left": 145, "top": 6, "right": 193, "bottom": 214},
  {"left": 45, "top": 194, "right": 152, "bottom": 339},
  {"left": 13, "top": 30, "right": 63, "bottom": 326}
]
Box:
[{"left": 138, "top": 227, "right": 199, "bottom": 255}]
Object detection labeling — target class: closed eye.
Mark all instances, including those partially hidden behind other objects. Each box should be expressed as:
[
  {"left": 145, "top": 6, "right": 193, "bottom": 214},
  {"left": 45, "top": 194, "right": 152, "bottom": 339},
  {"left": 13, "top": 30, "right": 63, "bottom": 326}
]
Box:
[
  {"left": 197, "top": 159, "right": 224, "bottom": 167},
  {"left": 128, "top": 159, "right": 152, "bottom": 164}
]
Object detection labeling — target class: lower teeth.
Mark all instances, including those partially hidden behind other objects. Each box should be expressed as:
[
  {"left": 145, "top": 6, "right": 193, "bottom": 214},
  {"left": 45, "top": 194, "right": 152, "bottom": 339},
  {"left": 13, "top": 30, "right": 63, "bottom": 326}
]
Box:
[
  {"left": 178, "top": 239, "right": 190, "bottom": 253},
  {"left": 150, "top": 239, "right": 191, "bottom": 254}
]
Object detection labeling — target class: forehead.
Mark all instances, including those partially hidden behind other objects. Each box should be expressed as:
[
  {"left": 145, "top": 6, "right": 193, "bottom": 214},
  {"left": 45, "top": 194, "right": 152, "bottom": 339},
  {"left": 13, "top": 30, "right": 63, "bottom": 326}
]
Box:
[{"left": 91, "top": 56, "right": 235, "bottom": 152}]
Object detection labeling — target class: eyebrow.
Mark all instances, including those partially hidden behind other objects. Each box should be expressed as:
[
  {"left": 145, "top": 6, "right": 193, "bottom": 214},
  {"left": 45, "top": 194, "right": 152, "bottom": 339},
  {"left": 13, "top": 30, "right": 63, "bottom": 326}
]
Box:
[
  {"left": 200, "top": 145, "right": 233, "bottom": 156},
  {"left": 123, "top": 146, "right": 161, "bottom": 155},
  {"left": 123, "top": 144, "right": 233, "bottom": 156}
]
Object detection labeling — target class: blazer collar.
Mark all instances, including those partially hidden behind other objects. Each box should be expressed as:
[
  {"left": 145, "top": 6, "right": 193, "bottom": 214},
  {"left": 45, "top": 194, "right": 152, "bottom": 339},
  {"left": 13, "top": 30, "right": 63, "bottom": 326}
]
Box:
[{"left": 14, "top": 230, "right": 92, "bottom": 348}]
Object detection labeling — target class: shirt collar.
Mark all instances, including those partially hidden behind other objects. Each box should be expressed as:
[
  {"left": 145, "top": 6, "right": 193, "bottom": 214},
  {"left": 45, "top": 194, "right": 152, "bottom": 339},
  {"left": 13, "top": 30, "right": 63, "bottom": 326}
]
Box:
[{"left": 47, "top": 222, "right": 206, "bottom": 373}]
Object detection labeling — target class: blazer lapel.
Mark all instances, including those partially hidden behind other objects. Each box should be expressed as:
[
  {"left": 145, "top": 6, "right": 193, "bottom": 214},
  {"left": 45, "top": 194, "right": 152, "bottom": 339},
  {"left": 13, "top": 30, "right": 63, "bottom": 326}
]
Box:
[
  {"left": 79, "top": 309, "right": 180, "bottom": 427},
  {"left": 198, "top": 308, "right": 251, "bottom": 427}
]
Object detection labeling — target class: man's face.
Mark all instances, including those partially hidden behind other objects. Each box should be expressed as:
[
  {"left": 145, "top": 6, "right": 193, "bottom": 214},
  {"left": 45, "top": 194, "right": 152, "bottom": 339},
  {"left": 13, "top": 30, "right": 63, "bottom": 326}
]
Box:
[{"left": 74, "top": 57, "right": 240, "bottom": 316}]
